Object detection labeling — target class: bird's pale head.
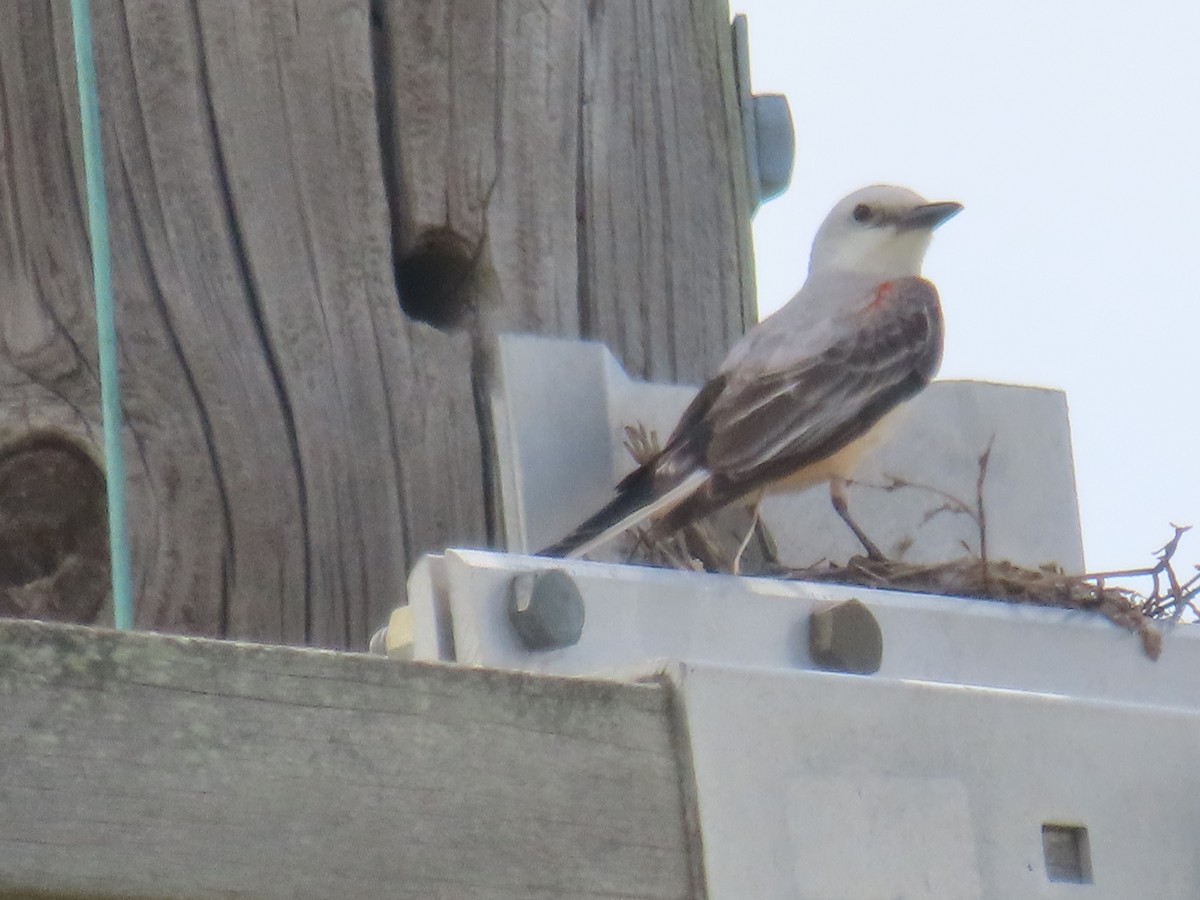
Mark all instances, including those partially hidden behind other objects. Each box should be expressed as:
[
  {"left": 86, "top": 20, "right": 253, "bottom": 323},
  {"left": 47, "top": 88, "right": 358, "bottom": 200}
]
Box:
[{"left": 808, "top": 185, "right": 962, "bottom": 280}]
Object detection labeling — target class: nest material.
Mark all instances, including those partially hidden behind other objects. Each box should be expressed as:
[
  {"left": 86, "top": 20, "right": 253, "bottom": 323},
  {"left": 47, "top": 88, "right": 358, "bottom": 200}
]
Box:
[
  {"left": 620, "top": 424, "right": 1197, "bottom": 661},
  {"left": 782, "top": 555, "right": 1169, "bottom": 660},
  {"left": 636, "top": 527, "right": 1180, "bottom": 661}
]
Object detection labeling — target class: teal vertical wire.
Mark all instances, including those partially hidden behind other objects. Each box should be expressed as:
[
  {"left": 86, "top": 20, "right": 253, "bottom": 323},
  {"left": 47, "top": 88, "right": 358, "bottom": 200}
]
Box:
[{"left": 69, "top": 0, "right": 134, "bottom": 630}]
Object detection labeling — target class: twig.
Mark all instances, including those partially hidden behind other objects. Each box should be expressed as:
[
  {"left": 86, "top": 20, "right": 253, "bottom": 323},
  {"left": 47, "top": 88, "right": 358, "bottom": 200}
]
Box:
[
  {"left": 619, "top": 420, "right": 1195, "bottom": 658},
  {"left": 849, "top": 472, "right": 984, "bottom": 554},
  {"left": 976, "top": 436, "right": 994, "bottom": 590}
]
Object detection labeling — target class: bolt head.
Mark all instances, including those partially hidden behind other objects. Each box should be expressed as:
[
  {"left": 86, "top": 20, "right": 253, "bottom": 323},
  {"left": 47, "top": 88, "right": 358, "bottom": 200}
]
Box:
[
  {"left": 507, "top": 569, "right": 585, "bottom": 651},
  {"left": 809, "top": 598, "right": 883, "bottom": 674}
]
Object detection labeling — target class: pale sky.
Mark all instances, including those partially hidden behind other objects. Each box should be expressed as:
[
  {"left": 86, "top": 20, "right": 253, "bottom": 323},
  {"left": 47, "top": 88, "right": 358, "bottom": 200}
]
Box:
[{"left": 736, "top": 0, "right": 1199, "bottom": 575}]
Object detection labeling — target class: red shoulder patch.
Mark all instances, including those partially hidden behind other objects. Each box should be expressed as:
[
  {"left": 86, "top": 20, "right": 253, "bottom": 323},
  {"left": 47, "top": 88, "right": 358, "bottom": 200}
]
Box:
[{"left": 866, "top": 280, "right": 895, "bottom": 310}]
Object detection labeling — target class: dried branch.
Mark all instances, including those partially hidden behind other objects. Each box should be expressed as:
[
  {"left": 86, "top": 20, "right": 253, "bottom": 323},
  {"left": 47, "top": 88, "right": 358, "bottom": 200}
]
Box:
[
  {"left": 848, "top": 473, "right": 983, "bottom": 556},
  {"left": 976, "top": 437, "right": 994, "bottom": 582},
  {"left": 617, "top": 423, "right": 1194, "bottom": 661},
  {"left": 623, "top": 424, "right": 660, "bottom": 467}
]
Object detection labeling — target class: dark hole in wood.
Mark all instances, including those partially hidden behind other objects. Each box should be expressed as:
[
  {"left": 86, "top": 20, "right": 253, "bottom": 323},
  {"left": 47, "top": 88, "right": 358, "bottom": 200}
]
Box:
[
  {"left": 0, "top": 434, "right": 109, "bottom": 623},
  {"left": 396, "top": 228, "right": 479, "bottom": 331}
]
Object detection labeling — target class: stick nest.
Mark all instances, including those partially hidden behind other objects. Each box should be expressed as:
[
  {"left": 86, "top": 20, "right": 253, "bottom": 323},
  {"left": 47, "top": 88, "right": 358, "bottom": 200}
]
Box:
[{"left": 620, "top": 425, "right": 1197, "bottom": 661}]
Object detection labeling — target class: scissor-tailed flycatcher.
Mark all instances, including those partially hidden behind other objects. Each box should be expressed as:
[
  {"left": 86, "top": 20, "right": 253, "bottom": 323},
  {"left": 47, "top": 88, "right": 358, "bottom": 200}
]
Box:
[{"left": 541, "top": 184, "right": 962, "bottom": 564}]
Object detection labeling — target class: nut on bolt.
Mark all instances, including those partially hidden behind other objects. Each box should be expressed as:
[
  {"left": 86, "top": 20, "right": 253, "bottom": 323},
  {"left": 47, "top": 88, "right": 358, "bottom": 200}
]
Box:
[
  {"left": 809, "top": 598, "right": 883, "bottom": 674},
  {"left": 732, "top": 14, "right": 795, "bottom": 209},
  {"left": 507, "top": 569, "right": 585, "bottom": 651}
]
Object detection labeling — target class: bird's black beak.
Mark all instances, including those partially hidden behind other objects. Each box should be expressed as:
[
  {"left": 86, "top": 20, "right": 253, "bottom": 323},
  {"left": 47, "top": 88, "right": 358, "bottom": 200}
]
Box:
[{"left": 896, "top": 201, "right": 963, "bottom": 231}]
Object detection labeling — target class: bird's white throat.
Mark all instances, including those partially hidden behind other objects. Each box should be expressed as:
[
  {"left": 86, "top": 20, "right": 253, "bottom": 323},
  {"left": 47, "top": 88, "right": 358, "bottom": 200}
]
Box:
[{"left": 817, "top": 226, "right": 934, "bottom": 280}]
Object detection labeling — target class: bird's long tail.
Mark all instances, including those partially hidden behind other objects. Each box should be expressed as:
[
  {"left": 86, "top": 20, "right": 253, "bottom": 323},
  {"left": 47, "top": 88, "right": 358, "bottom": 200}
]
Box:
[{"left": 539, "top": 466, "right": 708, "bottom": 558}]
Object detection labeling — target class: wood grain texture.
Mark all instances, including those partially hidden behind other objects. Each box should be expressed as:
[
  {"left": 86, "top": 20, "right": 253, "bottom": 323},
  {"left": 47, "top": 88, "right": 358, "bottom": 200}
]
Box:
[
  {"left": 0, "top": 0, "right": 752, "bottom": 647},
  {"left": 379, "top": 0, "right": 584, "bottom": 335},
  {"left": 0, "top": 618, "right": 703, "bottom": 900},
  {"left": 1, "top": 0, "right": 486, "bottom": 647},
  {"left": 579, "top": 0, "right": 756, "bottom": 383},
  {"left": 379, "top": 0, "right": 755, "bottom": 370}
]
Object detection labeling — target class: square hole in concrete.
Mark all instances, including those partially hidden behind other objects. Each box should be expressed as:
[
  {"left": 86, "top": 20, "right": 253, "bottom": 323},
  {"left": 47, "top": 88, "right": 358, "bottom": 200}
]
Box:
[{"left": 1042, "top": 823, "right": 1092, "bottom": 883}]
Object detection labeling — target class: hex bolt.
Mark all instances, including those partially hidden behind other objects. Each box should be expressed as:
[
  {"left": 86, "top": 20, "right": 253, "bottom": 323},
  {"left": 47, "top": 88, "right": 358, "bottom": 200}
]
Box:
[
  {"left": 507, "top": 569, "right": 585, "bottom": 651},
  {"left": 731, "top": 14, "right": 796, "bottom": 209},
  {"left": 752, "top": 93, "right": 794, "bottom": 203},
  {"left": 808, "top": 598, "right": 883, "bottom": 674}
]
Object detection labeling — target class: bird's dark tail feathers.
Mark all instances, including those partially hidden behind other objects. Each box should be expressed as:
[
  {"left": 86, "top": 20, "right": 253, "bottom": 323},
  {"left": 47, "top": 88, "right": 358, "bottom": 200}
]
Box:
[{"left": 539, "top": 465, "right": 659, "bottom": 558}]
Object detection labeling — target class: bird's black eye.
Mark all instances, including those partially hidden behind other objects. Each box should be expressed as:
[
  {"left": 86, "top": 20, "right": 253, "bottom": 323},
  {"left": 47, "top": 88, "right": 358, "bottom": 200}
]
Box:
[{"left": 852, "top": 203, "right": 873, "bottom": 223}]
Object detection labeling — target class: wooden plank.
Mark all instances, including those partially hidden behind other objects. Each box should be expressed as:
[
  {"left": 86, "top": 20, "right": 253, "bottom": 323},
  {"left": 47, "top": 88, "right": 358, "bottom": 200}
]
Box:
[
  {"left": 380, "top": 0, "right": 755, "bottom": 377},
  {"left": 0, "top": 0, "right": 487, "bottom": 646},
  {"left": 182, "top": 0, "right": 488, "bottom": 645},
  {"left": 579, "top": 0, "right": 756, "bottom": 382},
  {"left": 378, "top": 0, "right": 584, "bottom": 334},
  {"left": 0, "top": 619, "right": 702, "bottom": 900},
  {"left": 0, "top": 0, "right": 752, "bottom": 648},
  {"left": 0, "top": 0, "right": 122, "bottom": 629}
]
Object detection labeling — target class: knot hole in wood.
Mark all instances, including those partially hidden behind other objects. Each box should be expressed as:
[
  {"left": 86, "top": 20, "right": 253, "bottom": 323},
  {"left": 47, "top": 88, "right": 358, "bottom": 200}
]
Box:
[
  {"left": 396, "top": 227, "right": 488, "bottom": 331},
  {"left": 0, "top": 433, "right": 110, "bottom": 623}
]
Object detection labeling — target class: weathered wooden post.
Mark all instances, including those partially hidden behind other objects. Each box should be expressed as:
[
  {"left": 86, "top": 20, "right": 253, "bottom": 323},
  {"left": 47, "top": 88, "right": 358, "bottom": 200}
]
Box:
[{"left": 0, "top": 0, "right": 755, "bottom": 647}]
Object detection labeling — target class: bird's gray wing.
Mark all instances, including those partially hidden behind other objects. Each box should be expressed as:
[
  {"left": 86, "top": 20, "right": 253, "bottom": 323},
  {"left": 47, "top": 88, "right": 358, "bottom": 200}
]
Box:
[
  {"left": 546, "top": 277, "right": 944, "bottom": 554},
  {"left": 698, "top": 276, "right": 944, "bottom": 488}
]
